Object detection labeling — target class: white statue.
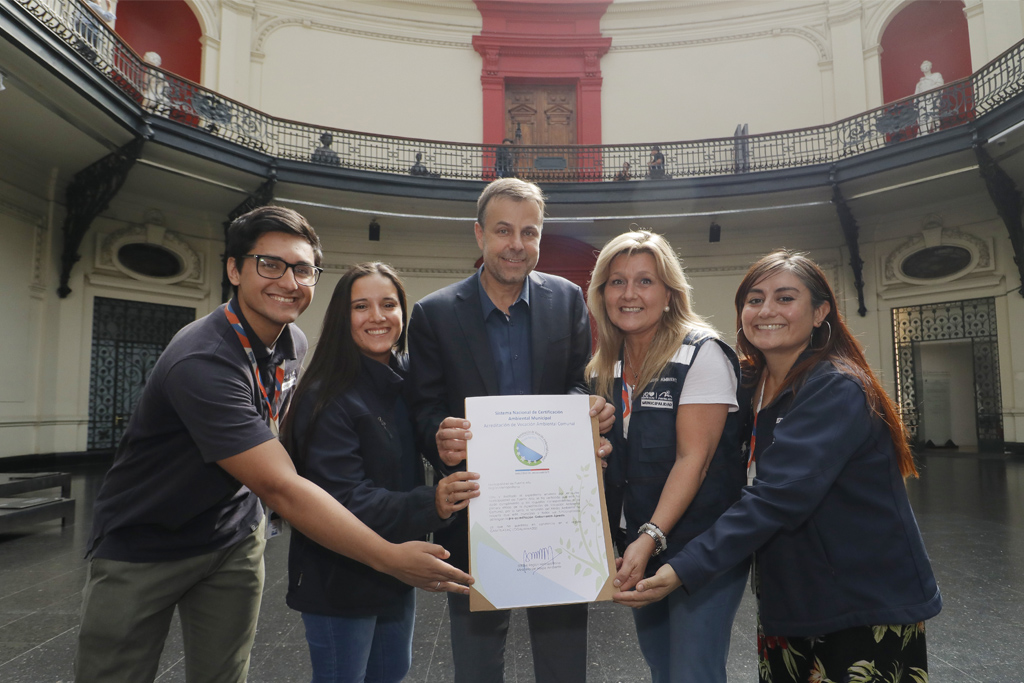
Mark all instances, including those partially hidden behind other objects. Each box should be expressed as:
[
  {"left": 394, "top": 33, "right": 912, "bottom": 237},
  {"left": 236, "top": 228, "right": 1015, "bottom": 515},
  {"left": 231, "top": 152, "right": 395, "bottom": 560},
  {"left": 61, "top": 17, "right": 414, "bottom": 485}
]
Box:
[
  {"left": 915, "top": 60, "right": 945, "bottom": 134},
  {"left": 142, "top": 51, "right": 169, "bottom": 113}
]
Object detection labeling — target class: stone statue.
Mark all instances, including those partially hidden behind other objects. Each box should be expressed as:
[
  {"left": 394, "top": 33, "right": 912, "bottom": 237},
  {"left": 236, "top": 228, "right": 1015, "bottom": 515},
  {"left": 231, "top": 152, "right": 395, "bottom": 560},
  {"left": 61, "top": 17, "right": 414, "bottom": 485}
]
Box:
[
  {"left": 915, "top": 60, "right": 945, "bottom": 135},
  {"left": 311, "top": 132, "right": 340, "bottom": 166},
  {"left": 142, "top": 52, "right": 168, "bottom": 113}
]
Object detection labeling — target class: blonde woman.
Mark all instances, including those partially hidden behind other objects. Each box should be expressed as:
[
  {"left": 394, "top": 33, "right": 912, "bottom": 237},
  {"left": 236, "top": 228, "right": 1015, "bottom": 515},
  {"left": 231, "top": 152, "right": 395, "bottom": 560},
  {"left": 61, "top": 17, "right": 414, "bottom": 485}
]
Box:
[{"left": 587, "top": 229, "right": 748, "bottom": 683}]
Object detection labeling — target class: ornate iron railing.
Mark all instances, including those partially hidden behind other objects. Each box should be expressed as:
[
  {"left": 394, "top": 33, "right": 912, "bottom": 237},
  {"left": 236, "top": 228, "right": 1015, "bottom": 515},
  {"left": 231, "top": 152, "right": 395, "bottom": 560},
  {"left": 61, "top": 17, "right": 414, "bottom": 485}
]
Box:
[{"left": 15, "top": 0, "right": 1024, "bottom": 182}]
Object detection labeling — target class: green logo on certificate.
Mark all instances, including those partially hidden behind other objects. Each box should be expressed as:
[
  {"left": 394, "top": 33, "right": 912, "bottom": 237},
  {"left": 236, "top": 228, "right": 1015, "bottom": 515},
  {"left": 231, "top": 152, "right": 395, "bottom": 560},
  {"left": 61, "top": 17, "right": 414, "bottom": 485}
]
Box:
[{"left": 514, "top": 431, "right": 548, "bottom": 466}]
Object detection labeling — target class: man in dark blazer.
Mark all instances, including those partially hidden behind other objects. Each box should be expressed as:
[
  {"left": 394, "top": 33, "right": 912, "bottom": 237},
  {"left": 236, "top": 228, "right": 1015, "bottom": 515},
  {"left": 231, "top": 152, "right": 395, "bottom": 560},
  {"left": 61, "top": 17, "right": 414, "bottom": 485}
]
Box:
[{"left": 408, "top": 178, "right": 613, "bottom": 683}]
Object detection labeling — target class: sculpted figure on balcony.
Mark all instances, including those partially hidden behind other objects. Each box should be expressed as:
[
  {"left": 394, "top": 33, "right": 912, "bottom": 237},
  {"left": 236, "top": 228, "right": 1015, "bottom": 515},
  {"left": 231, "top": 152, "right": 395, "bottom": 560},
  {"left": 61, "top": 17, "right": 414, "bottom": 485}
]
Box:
[
  {"left": 409, "top": 151, "right": 439, "bottom": 178},
  {"left": 312, "top": 132, "right": 341, "bottom": 166},
  {"left": 915, "top": 60, "right": 945, "bottom": 135},
  {"left": 142, "top": 52, "right": 169, "bottom": 114}
]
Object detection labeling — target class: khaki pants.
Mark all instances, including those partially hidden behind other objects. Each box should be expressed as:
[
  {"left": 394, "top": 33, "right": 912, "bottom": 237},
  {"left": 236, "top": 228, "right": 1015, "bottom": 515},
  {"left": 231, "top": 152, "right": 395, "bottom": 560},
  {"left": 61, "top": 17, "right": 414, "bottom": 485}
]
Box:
[{"left": 75, "top": 519, "right": 266, "bottom": 683}]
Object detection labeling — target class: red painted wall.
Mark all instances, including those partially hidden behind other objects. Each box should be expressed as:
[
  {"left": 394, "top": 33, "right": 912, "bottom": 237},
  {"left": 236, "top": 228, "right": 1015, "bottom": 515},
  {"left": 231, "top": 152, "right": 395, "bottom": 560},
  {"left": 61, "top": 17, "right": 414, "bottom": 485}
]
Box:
[
  {"left": 881, "top": 0, "right": 971, "bottom": 103},
  {"left": 473, "top": 0, "right": 612, "bottom": 147},
  {"left": 115, "top": 0, "right": 202, "bottom": 84}
]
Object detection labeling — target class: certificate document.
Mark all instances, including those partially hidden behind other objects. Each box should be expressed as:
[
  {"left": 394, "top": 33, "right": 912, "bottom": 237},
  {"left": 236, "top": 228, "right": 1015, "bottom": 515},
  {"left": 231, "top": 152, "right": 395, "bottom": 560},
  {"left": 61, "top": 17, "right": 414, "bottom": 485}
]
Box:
[{"left": 465, "top": 394, "right": 616, "bottom": 611}]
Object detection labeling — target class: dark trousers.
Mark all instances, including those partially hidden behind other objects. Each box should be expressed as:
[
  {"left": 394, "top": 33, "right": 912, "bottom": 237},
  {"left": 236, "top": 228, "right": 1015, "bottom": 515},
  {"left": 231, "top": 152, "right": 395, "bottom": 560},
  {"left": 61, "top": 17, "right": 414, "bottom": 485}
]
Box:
[{"left": 447, "top": 592, "right": 588, "bottom": 683}]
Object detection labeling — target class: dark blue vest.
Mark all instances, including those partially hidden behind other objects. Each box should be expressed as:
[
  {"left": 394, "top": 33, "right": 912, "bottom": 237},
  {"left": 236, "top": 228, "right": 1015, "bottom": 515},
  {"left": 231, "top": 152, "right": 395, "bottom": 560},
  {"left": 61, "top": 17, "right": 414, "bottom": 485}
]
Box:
[{"left": 606, "top": 334, "right": 746, "bottom": 575}]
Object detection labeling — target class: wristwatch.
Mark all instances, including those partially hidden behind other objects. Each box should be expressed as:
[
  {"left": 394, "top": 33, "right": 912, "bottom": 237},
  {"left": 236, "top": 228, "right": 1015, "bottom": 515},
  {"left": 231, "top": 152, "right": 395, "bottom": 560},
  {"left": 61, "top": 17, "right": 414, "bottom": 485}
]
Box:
[{"left": 638, "top": 522, "right": 667, "bottom": 556}]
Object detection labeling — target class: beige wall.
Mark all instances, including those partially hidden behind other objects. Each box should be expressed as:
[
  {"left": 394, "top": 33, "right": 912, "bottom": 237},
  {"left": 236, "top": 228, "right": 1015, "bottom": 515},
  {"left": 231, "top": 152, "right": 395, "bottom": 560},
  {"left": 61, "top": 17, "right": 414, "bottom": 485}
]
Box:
[
  {"left": 258, "top": 25, "right": 482, "bottom": 142},
  {"left": 182, "top": 1, "right": 1024, "bottom": 145},
  {"left": 601, "top": 34, "right": 826, "bottom": 143}
]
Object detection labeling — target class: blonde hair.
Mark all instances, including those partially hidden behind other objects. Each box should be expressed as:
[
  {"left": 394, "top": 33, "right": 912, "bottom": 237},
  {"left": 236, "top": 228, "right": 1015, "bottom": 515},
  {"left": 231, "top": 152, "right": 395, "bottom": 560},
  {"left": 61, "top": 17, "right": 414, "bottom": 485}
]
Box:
[{"left": 586, "top": 229, "right": 717, "bottom": 400}]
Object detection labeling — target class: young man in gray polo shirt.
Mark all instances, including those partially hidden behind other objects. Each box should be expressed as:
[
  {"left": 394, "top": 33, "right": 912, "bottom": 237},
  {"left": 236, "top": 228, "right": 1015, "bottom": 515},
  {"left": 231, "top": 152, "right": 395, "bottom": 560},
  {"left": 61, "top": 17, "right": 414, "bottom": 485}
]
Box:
[{"left": 76, "top": 206, "right": 471, "bottom": 683}]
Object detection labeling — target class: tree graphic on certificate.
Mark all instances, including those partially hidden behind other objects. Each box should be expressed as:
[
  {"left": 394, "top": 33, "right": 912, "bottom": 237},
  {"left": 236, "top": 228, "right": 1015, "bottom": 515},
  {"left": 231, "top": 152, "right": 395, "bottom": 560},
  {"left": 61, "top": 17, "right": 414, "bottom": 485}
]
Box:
[{"left": 465, "top": 394, "right": 616, "bottom": 611}]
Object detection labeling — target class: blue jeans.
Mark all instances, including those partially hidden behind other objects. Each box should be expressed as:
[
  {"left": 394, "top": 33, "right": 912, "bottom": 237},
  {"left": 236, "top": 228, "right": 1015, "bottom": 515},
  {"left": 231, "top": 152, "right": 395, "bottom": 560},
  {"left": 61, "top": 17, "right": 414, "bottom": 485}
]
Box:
[
  {"left": 301, "top": 590, "right": 415, "bottom": 683},
  {"left": 633, "top": 559, "right": 749, "bottom": 683}
]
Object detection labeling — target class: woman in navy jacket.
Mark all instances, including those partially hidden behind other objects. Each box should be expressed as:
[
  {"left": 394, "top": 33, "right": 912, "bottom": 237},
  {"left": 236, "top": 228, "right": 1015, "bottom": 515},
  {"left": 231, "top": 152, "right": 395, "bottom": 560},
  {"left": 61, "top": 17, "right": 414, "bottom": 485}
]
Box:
[
  {"left": 280, "top": 262, "right": 480, "bottom": 683},
  {"left": 615, "top": 251, "right": 941, "bottom": 683},
  {"left": 588, "top": 230, "right": 748, "bottom": 683}
]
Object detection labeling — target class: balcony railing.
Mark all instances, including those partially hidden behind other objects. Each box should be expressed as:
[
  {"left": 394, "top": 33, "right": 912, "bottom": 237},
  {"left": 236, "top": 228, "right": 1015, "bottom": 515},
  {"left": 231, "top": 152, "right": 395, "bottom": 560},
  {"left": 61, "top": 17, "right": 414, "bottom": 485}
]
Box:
[{"left": 15, "top": 0, "right": 1024, "bottom": 182}]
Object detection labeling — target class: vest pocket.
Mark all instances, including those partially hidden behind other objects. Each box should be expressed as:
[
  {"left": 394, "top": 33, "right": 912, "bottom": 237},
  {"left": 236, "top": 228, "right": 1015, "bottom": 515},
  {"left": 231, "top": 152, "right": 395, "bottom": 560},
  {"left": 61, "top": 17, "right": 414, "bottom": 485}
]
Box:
[{"left": 638, "top": 428, "right": 675, "bottom": 462}]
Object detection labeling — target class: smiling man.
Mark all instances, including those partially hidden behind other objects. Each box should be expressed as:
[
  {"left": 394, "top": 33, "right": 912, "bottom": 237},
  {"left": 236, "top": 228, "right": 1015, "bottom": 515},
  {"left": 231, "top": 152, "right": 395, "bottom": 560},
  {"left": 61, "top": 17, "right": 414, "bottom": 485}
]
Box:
[
  {"left": 407, "top": 179, "right": 613, "bottom": 683},
  {"left": 76, "top": 207, "right": 471, "bottom": 683}
]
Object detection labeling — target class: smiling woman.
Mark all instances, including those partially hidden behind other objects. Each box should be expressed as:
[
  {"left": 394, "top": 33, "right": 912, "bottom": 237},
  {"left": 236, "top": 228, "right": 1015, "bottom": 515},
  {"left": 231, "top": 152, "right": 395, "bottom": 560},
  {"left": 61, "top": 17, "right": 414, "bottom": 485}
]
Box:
[
  {"left": 586, "top": 229, "right": 748, "bottom": 683},
  {"left": 278, "top": 262, "right": 480, "bottom": 683},
  {"left": 614, "top": 251, "right": 941, "bottom": 683}
]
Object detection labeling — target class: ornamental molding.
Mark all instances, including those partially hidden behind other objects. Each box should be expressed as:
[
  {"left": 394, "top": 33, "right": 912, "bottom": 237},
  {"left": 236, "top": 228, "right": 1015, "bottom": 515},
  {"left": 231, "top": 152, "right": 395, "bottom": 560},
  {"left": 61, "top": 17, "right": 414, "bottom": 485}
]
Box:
[
  {"left": 826, "top": 1, "right": 862, "bottom": 26},
  {"left": 0, "top": 197, "right": 43, "bottom": 226},
  {"left": 31, "top": 223, "right": 47, "bottom": 298},
  {"left": 0, "top": 198, "right": 47, "bottom": 297},
  {"left": 95, "top": 224, "right": 205, "bottom": 287},
  {"left": 321, "top": 261, "right": 474, "bottom": 277},
  {"left": 881, "top": 219, "right": 993, "bottom": 288},
  {"left": 607, "top": 25, "right": 830, "bottom": 61},
  {"left": 252, "top": 13, "right": 474, "bottom": 53},
  {"left": 186, "top": 0, "right": 221, "bottom": 39},
  {"left": 863, "top": 0, "right": 917, "bottom": 48}
]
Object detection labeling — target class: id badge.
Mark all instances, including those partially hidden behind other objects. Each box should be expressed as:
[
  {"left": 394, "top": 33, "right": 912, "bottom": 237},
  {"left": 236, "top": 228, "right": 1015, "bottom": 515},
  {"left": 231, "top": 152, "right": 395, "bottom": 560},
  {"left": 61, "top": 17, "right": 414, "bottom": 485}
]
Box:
[{"left": 265, "top": 503, "right": 286, "bottom": 539}]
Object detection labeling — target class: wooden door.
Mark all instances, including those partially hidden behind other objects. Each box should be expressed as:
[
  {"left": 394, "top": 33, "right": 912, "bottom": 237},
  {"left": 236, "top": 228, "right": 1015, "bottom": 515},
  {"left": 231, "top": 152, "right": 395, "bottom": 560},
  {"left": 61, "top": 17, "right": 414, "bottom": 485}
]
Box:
[{"left": 505, "top": 84, "right": 577, "bottom": 180}]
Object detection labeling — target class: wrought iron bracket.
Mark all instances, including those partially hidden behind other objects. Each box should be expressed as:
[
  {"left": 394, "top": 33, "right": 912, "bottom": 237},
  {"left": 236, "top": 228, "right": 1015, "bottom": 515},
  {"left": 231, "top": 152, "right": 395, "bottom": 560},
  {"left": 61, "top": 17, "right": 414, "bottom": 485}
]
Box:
[
  {"left": 221, "top": 173, "right": 277, "bottom": 302},
  {"left": 974, "top": 142, "right": 1024, "bottom": 296},
  {"left": 829, "top": 169, "right": 868, "bottom": 316},
  {"left": 58, "top": 137, "right": 146, "bottom": 298}
]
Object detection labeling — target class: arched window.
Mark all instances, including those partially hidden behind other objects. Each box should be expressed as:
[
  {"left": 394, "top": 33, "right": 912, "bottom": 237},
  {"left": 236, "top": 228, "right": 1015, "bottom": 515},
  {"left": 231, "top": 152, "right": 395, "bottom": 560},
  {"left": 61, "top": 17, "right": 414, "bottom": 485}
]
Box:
[
  {"left": 115, "top": 0, "right": 202, "bottom": 83},
  {"left": 880, "top": 0, "right": 971, "bottom": 104}
]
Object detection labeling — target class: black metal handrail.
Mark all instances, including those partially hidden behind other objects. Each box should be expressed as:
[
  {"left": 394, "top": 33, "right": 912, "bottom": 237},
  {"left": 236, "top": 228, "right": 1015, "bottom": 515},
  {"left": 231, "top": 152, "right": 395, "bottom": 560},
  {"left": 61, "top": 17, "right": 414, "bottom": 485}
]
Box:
[{"left": 16, "top": 0, "right": 1024, "bottom": 182}]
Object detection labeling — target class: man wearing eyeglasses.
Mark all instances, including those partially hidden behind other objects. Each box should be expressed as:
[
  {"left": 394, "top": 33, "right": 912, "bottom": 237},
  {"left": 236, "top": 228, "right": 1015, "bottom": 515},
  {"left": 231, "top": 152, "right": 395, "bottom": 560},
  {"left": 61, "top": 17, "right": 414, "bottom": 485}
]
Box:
[{"left": 76, "top": 206, "right": 472, "bottom": 683}]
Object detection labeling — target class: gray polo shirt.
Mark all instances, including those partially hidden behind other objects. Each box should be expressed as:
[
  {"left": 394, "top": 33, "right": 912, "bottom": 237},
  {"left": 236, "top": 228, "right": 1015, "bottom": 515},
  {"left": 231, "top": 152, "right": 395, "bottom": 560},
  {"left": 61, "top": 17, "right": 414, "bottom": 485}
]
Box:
[{"left": 87, "top": 300, "right": 306, "bottom": 562}]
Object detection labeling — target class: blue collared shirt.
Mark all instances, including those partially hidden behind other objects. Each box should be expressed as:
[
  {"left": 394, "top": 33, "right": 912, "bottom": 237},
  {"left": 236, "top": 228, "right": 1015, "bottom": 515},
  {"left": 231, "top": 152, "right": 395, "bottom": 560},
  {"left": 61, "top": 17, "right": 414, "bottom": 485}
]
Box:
[{"left": 478, "top": 270, "right": 533, "bottom": 396}]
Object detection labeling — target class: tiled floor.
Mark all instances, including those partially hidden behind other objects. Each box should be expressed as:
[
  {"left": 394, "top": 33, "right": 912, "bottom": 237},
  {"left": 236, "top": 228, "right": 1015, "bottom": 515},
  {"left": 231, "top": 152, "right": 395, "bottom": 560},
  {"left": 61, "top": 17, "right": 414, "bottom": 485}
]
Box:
[{"left": 0, "top": 451, "right": 1022, "bottom": 682}]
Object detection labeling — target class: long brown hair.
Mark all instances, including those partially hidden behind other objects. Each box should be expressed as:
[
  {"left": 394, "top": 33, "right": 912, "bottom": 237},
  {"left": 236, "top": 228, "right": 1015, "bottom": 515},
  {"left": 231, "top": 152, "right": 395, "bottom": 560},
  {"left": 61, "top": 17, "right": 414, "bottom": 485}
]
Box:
[
  {"left": 280, "top": 262, "right": 408, "bottom": 470},
  {"left": 735, "top": 251, "right": 918, "bottom": 478}
]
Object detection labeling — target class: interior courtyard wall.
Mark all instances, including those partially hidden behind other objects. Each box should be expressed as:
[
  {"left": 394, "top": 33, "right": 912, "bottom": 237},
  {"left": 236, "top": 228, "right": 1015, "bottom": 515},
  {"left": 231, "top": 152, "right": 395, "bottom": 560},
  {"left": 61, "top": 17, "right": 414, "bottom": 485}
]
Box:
[
  {"left": 179, "top": 1, "right": 1024, "bottom": 146},
  {"left": 256, "top": 24, "right": 481, "bottom": 142},
  {"left": 600, "top": 34, "right": 826, "bottom": 143},
  {"left": 0, "top": 202, "right": 46, "bottom": 457}
]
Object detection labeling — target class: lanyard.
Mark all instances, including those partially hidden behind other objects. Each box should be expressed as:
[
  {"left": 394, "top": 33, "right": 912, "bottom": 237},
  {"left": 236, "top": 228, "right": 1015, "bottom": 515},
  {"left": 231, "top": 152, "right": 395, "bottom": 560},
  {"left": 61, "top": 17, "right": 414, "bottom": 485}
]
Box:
[
  {"left": 747, "top": 376, "right": 766, "bottom": 486},
  {"left": 224, "top": 302, "right": 285, "bottom": 425}
]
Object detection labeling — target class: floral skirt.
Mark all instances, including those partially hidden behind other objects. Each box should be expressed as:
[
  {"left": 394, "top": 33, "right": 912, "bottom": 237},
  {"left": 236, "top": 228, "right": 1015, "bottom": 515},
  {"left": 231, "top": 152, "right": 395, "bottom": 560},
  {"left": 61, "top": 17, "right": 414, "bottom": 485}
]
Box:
[{"left": 757, "top": 617, "right": 928, "bottom": 683}]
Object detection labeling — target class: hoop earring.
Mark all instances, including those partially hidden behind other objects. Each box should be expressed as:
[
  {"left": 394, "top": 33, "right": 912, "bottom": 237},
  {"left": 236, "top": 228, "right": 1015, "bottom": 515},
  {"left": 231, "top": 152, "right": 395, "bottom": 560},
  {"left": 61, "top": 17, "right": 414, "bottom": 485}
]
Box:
[{"left": 815, "top": 320, "right": 832, "bottom": 349}]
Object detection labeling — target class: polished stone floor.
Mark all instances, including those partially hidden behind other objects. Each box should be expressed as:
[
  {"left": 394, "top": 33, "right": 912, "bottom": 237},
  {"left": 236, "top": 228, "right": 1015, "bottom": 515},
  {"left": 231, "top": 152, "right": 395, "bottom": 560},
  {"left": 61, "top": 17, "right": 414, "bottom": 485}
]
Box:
[{"left": 0, "top": 451, "right": 1021, "bottom": 682}]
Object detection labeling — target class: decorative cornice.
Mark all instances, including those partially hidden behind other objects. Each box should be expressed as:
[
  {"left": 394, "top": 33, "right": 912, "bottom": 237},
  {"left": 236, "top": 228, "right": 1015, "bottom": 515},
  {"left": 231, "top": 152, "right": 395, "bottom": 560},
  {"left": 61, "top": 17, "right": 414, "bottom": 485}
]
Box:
[
  {"left": 963, "top": 2, "right": 985, "bottom": 20},
  {"left": 86, "top": 273, "right": 211, "bottom": 298},
  {"left": 321, "top": 261, "right": 475, "bottom": 276},
  {"left": 607, "top": 25, "right": 830, "bottom": 61},
  {"left": 0, "top": 198, "right": 43, "bottom": 226},
  {"left": 826, "top": 1, "right": 863, "bottom": 26},
  {"left": 253, "top": 15, "right": 474, "bottom": 52}
]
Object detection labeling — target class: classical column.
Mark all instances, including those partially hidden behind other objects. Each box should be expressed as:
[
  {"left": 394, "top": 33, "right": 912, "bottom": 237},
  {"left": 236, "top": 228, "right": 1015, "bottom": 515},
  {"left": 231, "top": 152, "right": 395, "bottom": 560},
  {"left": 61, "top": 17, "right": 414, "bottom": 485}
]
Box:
[
  {"left": 827, "top": 0, "right": 868, "bottom": 119},
  {"left": 217, "top": 0, "right": 256, "bottom": 103},
  {"left": 963, "top": 0, "right": 989, "bottom": 69}
]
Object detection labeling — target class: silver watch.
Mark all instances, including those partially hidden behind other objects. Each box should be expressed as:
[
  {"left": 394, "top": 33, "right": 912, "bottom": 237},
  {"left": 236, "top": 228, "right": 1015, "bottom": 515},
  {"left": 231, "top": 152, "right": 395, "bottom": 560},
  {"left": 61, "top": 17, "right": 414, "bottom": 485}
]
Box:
[{"left": 638, "top": 522, "right": 667, "bottom": 556}]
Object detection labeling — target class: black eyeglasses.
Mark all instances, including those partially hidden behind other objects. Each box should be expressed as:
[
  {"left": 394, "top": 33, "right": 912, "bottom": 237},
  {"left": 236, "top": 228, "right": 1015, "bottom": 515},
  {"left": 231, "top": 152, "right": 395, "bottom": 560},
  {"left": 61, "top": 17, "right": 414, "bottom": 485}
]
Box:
[{"left": 242, "top": 254, "right": 322, "bottom": 286}]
